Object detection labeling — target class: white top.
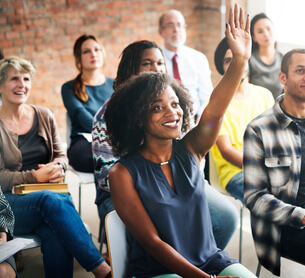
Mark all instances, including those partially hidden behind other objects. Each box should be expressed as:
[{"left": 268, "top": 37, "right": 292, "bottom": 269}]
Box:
[{"left": 161, "top": 45, "right": 213, "bottom": 115}]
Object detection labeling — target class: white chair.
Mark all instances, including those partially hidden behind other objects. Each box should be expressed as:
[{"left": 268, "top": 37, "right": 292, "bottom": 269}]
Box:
[
  {"left": 209, "top": 152, "right": 244, "bottom": 263},
  {"left": 105, "top": 211, "right": 128, "bottom": 278},
  {"left": 65, "top": 113, "right": 95, "bottom": 216},
  {"left": 66, "top": 166, "right": 94, "bottom": 216}
]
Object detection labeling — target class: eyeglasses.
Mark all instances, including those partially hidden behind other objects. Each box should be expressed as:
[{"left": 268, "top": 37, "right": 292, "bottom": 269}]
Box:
[
  {"left": 162, "top": 23, "right": 187, "bottom": 30},
  {"left": 223, "top": 57, "right": 232, "bottom": 66}
]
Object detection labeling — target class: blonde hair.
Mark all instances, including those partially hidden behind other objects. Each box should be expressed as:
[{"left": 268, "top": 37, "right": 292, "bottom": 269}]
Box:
[{"left": 0, "top": 56, "right": 36, "bottom": 84}]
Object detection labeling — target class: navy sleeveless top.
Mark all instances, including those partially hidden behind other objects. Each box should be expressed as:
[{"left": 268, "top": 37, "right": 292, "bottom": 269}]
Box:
[{"left": 119, "top": 140, "right": 237, "bottom": 277}]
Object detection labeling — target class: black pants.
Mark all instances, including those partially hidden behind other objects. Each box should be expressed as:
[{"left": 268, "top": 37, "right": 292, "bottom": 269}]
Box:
[
  {"left": 280, "top": 224, "right": 305, "bottom": 265},
  {"left": 68, "top": 136, "right": 94, "bottom": 173}
]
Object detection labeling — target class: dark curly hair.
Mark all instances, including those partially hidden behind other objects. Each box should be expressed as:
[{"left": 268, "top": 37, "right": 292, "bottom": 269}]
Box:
[{"left": 105, "top": 72, "right": 193, "bottom": 156}]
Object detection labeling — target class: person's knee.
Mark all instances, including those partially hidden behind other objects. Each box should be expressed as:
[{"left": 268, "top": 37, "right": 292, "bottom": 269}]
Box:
[
  {"left": 0, "top": 262, "right": 16, "bottom": 278},
  {"left": 38, "top": 191, "right": 74, "bottom": 216}
]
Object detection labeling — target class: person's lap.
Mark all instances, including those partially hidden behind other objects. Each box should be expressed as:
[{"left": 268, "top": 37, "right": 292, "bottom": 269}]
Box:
[
  {"left": 205, "top": 181, "right": 239, "bottom": 249},
  {"left": 226, "top": 171, "right": 244, "bottom": 202},
  {"left": 148, "top": 263, "right": 257, "bottom": 277},
  {"left": 5, "top": 191, "right": 103, "bottom": 274},
  {"left": 68, "top": 136, "right": 94, "bottom": 173},
  {"left": 280, "top": 224, "right": 305, "bottom": 265},
  {"left": 98, "top": 181, "right": 238, "bottom": 250}
]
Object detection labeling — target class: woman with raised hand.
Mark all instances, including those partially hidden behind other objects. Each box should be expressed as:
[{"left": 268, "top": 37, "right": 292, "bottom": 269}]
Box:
[
  {"left": 92, "top": 40, "right": 239, "bottom": 251},
  {"left": 105, "top": 5, "right": 256, "bottom": 278},
  {"left": 249, "top": 13, "right": 283, "bottom": 99},
  {"left": 0, "top": 57, "right": 111, "bottom": 277},
  {"left": 62, "top": 34, "right": 114, "bottom": 173}
]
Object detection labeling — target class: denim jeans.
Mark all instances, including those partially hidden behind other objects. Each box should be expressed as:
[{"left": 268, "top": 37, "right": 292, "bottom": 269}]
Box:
[
  {"left": 5, "top": 191, "right": 104, "bottom": 278},
  {"left": 98, "top": 179, "right": 238, "bottom": 250},
  {"left": 226, "top": 171, "right": 244, "bottom": 202},
  {"left": 205, "top": 181, "right": 239, "bottom": 249}
]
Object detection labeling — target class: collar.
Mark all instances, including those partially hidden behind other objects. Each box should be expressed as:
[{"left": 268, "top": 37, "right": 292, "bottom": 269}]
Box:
[
  {"left": 161, "top": 45, "right": 183, "bottom": 60},
  {"left": 273, "top": 94, "right": 297, "bottom": 130}
]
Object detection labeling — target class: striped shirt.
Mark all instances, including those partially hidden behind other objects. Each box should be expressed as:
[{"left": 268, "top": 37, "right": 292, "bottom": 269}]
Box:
[
  {"left": 92, "top": 100, "right": 119, "bottom": 205},
  {"left": 243, "top": 95, "right": 305, "bottom": 276},
  {"left": 0, "top": 187, "right": 14, "bottom": 239}
]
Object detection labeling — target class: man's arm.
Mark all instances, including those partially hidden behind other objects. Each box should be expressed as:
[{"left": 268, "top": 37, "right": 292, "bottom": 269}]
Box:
[{"left": 243, "top": 124, "right": 305, "bottom": 228}]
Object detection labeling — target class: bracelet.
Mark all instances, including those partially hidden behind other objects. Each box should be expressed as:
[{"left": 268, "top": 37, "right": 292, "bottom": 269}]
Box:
[
  {"left": 57, "top": 162, "right": 66, "bottom": 173},
  {"left": 0, "top": 227, "right": 9, "bottom": 234}
]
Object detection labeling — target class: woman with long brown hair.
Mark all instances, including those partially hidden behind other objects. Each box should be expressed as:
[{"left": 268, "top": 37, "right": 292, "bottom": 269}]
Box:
[{"left": 62, "top": 34, "right": 113, "bottom": 172}]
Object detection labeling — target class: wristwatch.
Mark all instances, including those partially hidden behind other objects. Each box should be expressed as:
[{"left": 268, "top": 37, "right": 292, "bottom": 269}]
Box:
[{"left": 0, "top": 227, "right": 9, "bottom": 234}]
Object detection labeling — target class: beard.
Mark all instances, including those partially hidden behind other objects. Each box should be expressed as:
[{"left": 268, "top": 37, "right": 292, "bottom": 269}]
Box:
[{"left": 166, "top": 32, "right": 186, "bottom": 48}]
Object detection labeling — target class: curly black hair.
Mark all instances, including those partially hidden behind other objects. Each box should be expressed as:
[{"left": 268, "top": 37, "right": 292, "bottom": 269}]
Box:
[{"left": 105, "top": 72, "right": 193, "bottom": 156}]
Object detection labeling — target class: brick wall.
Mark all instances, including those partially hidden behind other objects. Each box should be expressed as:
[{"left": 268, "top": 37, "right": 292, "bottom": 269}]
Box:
[{"left": 0, "top": 0, "right": 247, "bottom": 140}]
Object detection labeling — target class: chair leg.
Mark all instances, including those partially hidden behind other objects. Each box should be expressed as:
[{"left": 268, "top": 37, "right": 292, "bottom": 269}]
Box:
[
  {"left": 239, "top": 203, "right": 243, "bottom": 263},
  {"left": 256, "top": 262, "right": 261, "bottom": 277},
  {"left": 79, "top": 182, "right": 82, "bottom": 216},
  {"left": 99, "top": 224, "right": 105, "bottom": 253}
]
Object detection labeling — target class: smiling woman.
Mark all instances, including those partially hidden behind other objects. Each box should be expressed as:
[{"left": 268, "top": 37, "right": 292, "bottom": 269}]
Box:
[{"left": 0, "top": 56, "right": 111, "bottom": 278}]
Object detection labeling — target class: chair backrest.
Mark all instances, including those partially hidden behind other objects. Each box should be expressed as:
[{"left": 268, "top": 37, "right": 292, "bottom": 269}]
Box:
[
  {"left": 105, "top": 210, "right": 128, "bottom": 278},
  {"left": 208, "top": 152, "right": 227, "bottom": 195},
  {"left": 66, "top": 112, "right": 72, "bottom": 147}
]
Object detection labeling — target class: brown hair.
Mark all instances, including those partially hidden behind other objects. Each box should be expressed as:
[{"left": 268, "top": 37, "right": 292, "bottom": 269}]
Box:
[{"left": 72, "top": 34, "right": 106, "bottom": 102}]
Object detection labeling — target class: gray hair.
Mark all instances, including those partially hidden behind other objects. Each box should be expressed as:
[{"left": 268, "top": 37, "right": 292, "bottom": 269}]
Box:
[{"left": 0, "top": 56, "right": 36, "bottom": 84}]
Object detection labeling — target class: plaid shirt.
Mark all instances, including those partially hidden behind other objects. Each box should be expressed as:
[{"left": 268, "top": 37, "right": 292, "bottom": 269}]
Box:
[{"left": 243, "top": 95, "right": 305, "bottom": 276}]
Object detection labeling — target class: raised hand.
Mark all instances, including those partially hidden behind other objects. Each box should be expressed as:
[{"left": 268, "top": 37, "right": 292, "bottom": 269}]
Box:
[{"left": 225, "top": 3, "right": 251, "bottom": 62}]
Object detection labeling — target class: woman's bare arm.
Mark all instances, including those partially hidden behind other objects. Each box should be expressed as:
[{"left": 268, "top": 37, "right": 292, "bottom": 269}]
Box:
[{"left": 183, "top": 4, "right": 251, "bottom": 163}]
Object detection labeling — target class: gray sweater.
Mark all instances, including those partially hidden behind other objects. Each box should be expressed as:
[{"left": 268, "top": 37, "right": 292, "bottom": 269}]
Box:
[{"left": 249, "top": 49, "right": 283, "bottom": 100}]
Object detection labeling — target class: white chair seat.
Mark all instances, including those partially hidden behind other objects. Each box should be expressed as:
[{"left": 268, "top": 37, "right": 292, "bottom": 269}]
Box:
[{"left": 105, "top": 211, "right": 128, "bottom": 278}]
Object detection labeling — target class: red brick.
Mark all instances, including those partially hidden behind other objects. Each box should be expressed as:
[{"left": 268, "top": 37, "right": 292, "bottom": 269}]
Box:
[
  {"left": 0, "top": 0, "right": 247, "bottom": 137},
  {"left": 0, "top": 40, "right": 12, "bottom": 48},
  {"left": 0, "top": 18, "right": 7, "bottom": 25}
]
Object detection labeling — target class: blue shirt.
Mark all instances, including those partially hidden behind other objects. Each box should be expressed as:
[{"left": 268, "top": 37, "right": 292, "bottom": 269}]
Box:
[
  {"left": 119, "top": 140, "right": 236, "bottom": 277},
  {"left": 61, "top": 77, "right": 114, "bottom": 144}
]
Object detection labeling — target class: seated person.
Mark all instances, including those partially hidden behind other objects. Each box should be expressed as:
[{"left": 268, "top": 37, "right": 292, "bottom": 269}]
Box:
[
  {"left": 0, "top": 57, "right": 111, "bottom": 277},
  {"left": 105, "top": 5, "right": 256, "bottom": 277},
  {"left": 249, "top": 13, "right": 283, "bottom": 99},
  {"left": 0, "top": 188, "right": 17, "bottom": 278},
  {"left": 211, "top": 37, "right": 274, "bottom": 202},
  {"left": 61, "top": 34, "right": 114, "bottom": 173},
  {"left": 92, "top": 40, "right": 238, "bottom": 250},
  {"left": 244, "top": 49, "right": 305, "bottom": 276}
]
